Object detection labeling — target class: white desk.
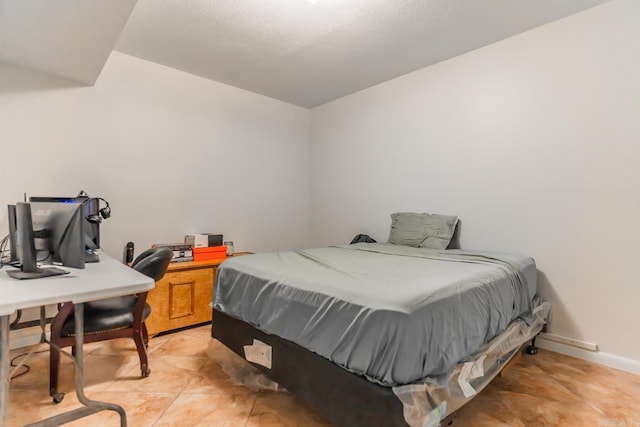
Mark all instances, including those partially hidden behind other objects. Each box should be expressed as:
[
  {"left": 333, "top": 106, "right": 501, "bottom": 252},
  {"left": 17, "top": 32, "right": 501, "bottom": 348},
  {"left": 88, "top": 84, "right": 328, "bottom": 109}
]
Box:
[{"left": 0, "top": 254, "right": 155, "bottom": 426}]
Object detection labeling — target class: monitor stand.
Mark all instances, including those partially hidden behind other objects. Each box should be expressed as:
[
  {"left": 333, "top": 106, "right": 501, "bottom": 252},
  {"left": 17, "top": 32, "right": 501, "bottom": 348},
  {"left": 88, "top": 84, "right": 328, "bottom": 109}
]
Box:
[
  {"left": 7, "top": 267, "right": 69, "bottom": 280},
  {"left": 85, "top": 249, "right": 100, "bottom": 263}
]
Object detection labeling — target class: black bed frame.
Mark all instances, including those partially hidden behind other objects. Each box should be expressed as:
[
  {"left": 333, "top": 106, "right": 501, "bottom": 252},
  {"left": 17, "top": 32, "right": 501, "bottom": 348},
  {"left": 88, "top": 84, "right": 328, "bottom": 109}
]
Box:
[
  {"left": 212, "top": 308, "right": 410, "bottom": 426},
  {"left": 212, "top": 308, "right": 539, "bottom": 426}
]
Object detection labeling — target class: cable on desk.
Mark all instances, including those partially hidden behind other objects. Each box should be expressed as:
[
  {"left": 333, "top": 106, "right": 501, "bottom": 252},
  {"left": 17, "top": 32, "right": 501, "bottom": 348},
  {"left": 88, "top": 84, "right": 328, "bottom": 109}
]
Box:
[
  {"left": 0, "top": 234, "right": 19, "bottom": 269},
  {"left": 1, "top": 233, "right": 52, "bottom": 267},
  {"left": 0, "top": 233, "right": 9, "bottom": 268},
  {"left": 36, "top": 249, "right": 54, "bottom": 263}
]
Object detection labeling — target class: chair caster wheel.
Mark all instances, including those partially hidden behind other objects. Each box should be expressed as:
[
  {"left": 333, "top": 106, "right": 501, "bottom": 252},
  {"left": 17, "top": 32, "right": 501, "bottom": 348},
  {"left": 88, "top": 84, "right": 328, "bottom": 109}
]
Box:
[
  {"left": 142, "top": 367, "right": 151, "bottom": 377},
  {"left": 526, "top": 345, "right": 538, "bottom": 355},
  {"left": 52, "top": 392, "right": 65, "bottom": 404}
]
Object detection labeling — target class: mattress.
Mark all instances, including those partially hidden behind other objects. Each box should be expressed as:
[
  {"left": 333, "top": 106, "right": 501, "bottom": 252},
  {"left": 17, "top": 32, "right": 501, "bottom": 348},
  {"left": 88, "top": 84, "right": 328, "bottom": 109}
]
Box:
[{"left": 213, "top": 243, "right": 536, "bottom": 386}]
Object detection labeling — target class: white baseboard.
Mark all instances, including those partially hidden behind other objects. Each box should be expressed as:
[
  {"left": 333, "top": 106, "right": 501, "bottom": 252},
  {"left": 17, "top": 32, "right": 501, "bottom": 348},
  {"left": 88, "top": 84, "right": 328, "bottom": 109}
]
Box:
[
  {"left": 537, "top": 337, "right": 640, "bottom": 376},
  {"left": 538, "top": 332, "right": 598, "bottom": 352}
]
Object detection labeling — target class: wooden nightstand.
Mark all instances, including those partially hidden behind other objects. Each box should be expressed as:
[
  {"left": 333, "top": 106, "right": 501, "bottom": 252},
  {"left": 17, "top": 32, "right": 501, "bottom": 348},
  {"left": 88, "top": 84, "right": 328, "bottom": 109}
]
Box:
[{"left": 145, "top": 252, "right": 251, "bottom": 336}]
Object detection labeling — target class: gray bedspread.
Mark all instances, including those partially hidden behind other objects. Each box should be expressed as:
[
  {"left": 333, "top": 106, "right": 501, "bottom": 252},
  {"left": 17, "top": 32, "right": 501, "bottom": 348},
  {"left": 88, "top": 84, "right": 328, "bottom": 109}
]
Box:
[{"left": 213, "top": 243, "right": 536, "bottom": 386}]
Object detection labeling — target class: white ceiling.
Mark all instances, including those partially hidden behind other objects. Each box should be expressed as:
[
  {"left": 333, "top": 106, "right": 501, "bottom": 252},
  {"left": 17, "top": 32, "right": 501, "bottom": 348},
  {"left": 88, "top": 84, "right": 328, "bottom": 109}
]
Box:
[
  {"left": 115, "top": 0, "right": 611, "bottom": 107},
  {"left": 1, "top": 0, "right": 610, "bottom": 107},
  {"left": 0, "top": 0, "right": 137, "bottom": 85}
]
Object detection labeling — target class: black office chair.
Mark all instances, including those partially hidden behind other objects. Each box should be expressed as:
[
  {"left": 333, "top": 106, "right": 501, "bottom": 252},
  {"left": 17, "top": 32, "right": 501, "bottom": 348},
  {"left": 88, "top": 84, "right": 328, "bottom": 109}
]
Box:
[{"left": 49, "top": 247, "right": 172, "bottom": 403}]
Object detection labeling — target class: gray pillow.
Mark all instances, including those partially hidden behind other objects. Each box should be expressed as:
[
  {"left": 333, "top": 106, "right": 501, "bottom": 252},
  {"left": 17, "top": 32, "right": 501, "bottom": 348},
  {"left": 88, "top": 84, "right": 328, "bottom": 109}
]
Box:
[{"left": 388, "top": 212, "right": 459, "bottom": 249}]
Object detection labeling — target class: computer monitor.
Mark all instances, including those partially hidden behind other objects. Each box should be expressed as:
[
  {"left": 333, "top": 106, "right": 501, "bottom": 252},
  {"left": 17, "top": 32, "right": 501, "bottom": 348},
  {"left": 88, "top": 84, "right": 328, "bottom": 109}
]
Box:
[
  {"left": 6, "top": 202, "right": 71, "bottom": 279},
  {"left": 29, "top": 195, "right": 101, "bottom": 262},
  {"left": 7, "top": 204, "right": 17, "bottom": 263},
  {"left": 30, "top": 202, "right": 85, "bottom": 269},
  {"left": 14, "top": 202, "right": 38, "bottom": 274}
]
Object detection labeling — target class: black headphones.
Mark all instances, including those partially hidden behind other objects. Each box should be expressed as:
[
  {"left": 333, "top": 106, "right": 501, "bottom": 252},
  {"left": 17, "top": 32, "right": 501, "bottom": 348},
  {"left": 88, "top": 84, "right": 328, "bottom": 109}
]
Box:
[{"left": 84, "top": 197, "right": 111, "bottom": 223}]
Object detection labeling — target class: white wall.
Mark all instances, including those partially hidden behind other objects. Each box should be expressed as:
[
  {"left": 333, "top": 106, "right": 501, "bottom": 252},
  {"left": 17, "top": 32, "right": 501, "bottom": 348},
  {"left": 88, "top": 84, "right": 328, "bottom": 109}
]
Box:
[
  {"left": 1, "top": 51, "right": 312, "bottom": 258},
  {"left": 310, "top": 0, "right": 640, "bottom": 363}
]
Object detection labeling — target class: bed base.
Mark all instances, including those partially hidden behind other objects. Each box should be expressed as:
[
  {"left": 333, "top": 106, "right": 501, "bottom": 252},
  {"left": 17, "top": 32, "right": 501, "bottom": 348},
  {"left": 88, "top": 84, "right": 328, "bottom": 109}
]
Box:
[
  {"left": 212, "top": 304, "right": 548, "bottom": 427},
  {"left": 212, "top": 308, "right": 412, "bottom": 426}
]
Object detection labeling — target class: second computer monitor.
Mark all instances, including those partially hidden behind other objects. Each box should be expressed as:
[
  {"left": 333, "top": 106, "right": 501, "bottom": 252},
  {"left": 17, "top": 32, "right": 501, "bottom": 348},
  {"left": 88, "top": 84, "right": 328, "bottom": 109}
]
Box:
[
  {"left": 29, "top": 196, "right": 100, "bottom": 262},
  {"left": 30, "top": 202, "right": 85, "bottom": 269}
]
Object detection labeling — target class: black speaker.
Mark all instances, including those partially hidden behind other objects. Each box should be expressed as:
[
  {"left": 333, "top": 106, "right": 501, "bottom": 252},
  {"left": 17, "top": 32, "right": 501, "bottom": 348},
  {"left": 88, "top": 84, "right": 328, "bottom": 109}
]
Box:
[{"left": 124, "top": 241, "right": 135, "bottom": 264}]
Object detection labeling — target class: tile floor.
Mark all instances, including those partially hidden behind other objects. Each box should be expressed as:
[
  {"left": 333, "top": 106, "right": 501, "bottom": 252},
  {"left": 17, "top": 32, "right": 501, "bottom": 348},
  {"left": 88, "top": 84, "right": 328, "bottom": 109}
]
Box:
[{"left": 6, "top": 325, "right": 640, "bottom": 426}]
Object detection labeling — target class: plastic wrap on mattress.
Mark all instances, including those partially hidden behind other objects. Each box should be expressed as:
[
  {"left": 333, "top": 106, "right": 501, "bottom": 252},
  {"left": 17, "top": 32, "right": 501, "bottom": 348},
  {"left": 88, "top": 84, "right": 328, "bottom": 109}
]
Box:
[
  {"left": 206, "top": 338, "right": 283, "bottom": 392},
  {"left": 393, "top": 300, "right": 551, "bottom": 427},
  {"left": 209, "top": 300, "right": 550, "bottom": 427}
]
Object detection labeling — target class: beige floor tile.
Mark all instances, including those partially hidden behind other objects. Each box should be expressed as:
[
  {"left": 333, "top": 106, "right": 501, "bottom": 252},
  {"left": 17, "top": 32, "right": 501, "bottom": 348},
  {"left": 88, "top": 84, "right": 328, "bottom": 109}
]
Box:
[
  {"left": 105, "top": 354, "right": 207, "bottom": 393},
  {"left": 496, "top": 389, "right": 610, "bottom": 426},
  {"left": 203, "top": 340, "right": 281, "bottom": 393},
  {"left": 207, "top": 337, "right": 239, "bottom": 360},
  {"left": 8, "top": 330, "right": 640, "bottom": 427},
  {"left": 58, "top": 353, "right": 142, "bottom": 393},
  {"left": 177, "top": 323, "right": 212, "bottom": 338},
  {"left": 593, "top": 402, "right": 640, "bottom": 426},
  {"left": 151, "top": 326, "right": 212, "bottom": 357},
  {"left": 147, "top": 332, "right": 174, "bottom": 353},
  {"left": 7, "top": 389, "right": 176, "bottom": 427},
  {"left": 247, "top": 392, "right": 332, "bottom": 427},
  {"left": 183, "top": 358, "right": 259, "bottom": 396},
  {"left": 528, "top": 348, "right": 593, "bottom": 376},
  {"left": 82, "top": 337, "right": 135, "bottom": 355},
  {"left": 64, "top": 391, "right": 178, "bottom": 427},
  {"left": 9, "top": 346, "right": 71, "bottom": 391},
  {"left": 540, "top": 363, "right": 640, "bottom": 418},
  {"left": 452, "top": 386, "right": 526, "bottom": 427},
  {"left": 154, "top": 392, "right": 256, "bottom": 427},
  {"left": 489, "top": 359, "right": 581, "bottom": 404},
  {"left": 82, "top": 331, "right": 174, "bottom": 357},
  {"left": 147, "top": 334, "right": 174, "bottom": 351},
  {"left": 7, "top": 388, "right": 83, "bottom": 426}
]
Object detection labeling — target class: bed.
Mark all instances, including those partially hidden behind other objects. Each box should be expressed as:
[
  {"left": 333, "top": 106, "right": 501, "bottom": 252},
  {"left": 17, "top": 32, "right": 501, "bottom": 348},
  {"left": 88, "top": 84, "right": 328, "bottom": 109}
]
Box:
[{"left": 210, "top": 214, "right": 549, "bottom": 426}]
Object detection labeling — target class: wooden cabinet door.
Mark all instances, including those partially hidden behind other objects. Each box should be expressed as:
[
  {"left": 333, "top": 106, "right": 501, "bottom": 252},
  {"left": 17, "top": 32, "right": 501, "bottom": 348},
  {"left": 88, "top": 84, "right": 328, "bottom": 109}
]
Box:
[{"left": 146, "top": 266, "right": 215, "bottom": 335}]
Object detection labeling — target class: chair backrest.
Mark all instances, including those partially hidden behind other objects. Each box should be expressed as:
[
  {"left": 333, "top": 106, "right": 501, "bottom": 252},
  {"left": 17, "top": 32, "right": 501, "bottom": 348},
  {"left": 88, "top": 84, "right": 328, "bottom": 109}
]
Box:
[{"left": 131, "top": 247, "right": 173, "bottom": 281}]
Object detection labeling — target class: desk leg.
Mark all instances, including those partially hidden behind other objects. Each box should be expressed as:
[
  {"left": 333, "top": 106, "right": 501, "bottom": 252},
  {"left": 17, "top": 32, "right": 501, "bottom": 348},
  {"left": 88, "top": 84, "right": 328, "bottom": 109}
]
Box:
[
  {"left": 1, "top": 315, "right": 9, "bottom": 427},
  {"left": 23, "top": 304, "right": 128, "bottom": 427},
  {"left": 73, "top": 303, "right": 127, "bottom": 426}
]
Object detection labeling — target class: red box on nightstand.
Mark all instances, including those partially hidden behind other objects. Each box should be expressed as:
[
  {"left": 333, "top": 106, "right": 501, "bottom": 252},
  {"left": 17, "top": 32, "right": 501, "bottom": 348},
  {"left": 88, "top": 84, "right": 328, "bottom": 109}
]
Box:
[{"left": 193, "top": 245, "right": 227, "bottom": 261}]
